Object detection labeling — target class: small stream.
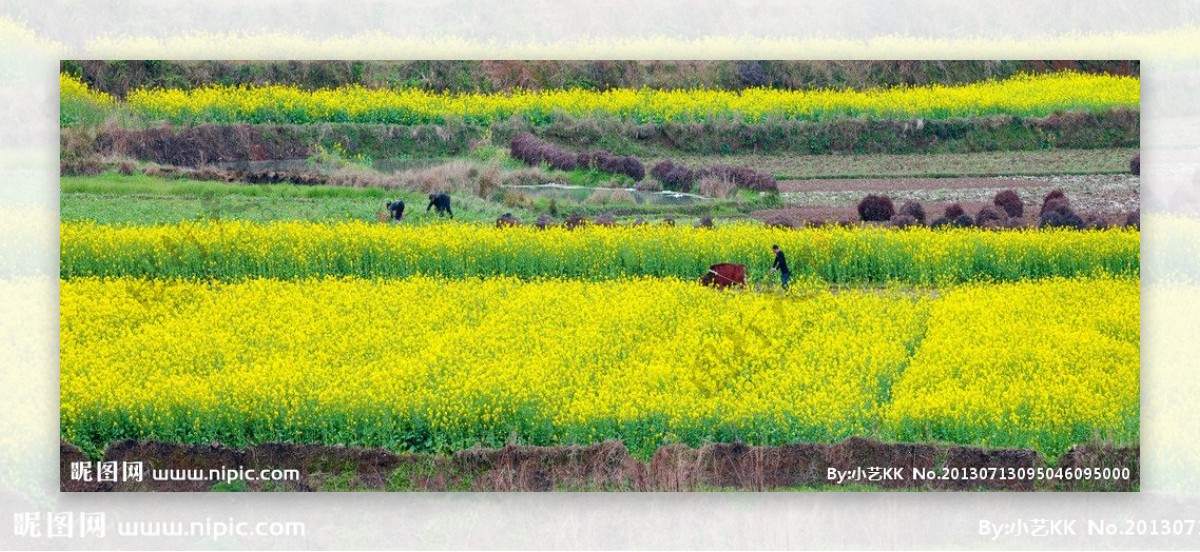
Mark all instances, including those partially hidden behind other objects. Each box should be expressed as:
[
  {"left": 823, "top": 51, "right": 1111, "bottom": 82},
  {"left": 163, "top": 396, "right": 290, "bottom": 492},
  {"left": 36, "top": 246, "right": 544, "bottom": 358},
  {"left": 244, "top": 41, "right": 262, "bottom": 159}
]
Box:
[{"left": 501, "top": 183, "right": 710, "bottom": 206}]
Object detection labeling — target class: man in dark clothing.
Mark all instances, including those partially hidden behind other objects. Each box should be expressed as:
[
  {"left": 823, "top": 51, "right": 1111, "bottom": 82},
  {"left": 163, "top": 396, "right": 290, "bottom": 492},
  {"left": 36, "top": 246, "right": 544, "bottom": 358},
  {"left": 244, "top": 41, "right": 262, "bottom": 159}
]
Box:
[
  {"left": 771, "top": 244, "right": 791, "bottom": 290},
  {"left": 426, "top": 193, "right": 453, "bottom": 218}
]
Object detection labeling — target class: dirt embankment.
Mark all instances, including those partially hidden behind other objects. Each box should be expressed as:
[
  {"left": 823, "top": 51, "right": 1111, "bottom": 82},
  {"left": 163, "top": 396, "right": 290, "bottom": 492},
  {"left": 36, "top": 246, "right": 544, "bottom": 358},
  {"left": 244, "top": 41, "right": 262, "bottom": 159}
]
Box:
[
  {"left": 71, "top": 123, "right": 477, "bottom": 169},
  {"left": 98, "top": 125, "right": 313, "bottom": 167},
  {"left": 67, "top": 108, "right": 1139, "bottom": 169},
  {"left": 61, "top": 438, "right": 1138, "bottom": 492}
]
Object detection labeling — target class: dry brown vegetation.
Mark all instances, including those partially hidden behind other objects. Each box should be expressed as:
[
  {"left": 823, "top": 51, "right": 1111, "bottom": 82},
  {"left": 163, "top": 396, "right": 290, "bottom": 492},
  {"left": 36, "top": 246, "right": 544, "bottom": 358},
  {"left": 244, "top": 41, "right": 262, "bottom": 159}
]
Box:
[{"left": 697, "top": 175, "right": 737, "bottom": 199}]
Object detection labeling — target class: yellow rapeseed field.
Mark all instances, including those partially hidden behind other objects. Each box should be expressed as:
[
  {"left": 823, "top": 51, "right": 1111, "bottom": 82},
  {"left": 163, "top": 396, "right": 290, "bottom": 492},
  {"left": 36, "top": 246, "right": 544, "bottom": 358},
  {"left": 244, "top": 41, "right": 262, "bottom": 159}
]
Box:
[
  {"left": 60, "top": 73, "right": 117, "bottom": 126},
  {"left": 882, "top": 277, "right": 1140, "bottom": 453},
  {"left": 60, "top": 73, "right": 115, "bottom": 107},
  {"left": 60, "top": 220, "right": 1140, "bottom": 284},
  {"left": 60, "top": 275, "right": 1138, "bottom": 457},
  {"left": 118, "top": 71, "right": 1139, "bottom": 125}
]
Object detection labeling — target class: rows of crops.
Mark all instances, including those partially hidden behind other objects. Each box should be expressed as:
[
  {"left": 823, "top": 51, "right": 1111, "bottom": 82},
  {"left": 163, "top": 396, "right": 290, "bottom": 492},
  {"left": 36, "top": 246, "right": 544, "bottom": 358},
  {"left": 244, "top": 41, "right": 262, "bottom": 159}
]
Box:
[
  {"left": 58, "top": 61, "right": 1142, "bottom": 479},
  {"left": 61, "top": 221, "right": 1140, "bottom": 284},
  {"left": 61, "top": 71, "right": 1139, "bottom": 126},
  {"left": 883, "top": 277, "right": 1139, "bottom": 454},
  {"left": 59, "top": 275, "right": 1138, "bottom": 458}
]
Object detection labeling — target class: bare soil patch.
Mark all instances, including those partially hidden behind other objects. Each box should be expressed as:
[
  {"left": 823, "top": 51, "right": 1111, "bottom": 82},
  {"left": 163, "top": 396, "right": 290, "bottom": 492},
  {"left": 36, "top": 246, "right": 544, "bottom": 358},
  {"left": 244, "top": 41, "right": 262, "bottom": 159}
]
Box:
[
  {"left": 779, "top": 177, "right": 1041, "bottom": 193},
  {"left": 764, "top": 173, "right": 1139, "bottom": 226}
]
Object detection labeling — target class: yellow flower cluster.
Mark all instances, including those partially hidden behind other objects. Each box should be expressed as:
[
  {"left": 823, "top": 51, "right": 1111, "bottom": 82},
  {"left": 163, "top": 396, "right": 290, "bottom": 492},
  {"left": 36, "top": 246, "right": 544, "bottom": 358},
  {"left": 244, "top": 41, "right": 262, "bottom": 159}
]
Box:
[
  {"left": 119, "top": 71, "right": 1139, "bottom": 125},
  {"left": 60, "top": 73, "right": 117, "bottom": 126},
  {"left": 59, "top": 275, "right": 1137, "bottom": 457},
  {"left": 883, "top": 277, "right": 1140, "bottom": 454},
  {"left": 60, "top": 220, "right": 1140, "bottom": 284},
  {"left": 60, "top": 73, "right": 115, "bottom": 107}
]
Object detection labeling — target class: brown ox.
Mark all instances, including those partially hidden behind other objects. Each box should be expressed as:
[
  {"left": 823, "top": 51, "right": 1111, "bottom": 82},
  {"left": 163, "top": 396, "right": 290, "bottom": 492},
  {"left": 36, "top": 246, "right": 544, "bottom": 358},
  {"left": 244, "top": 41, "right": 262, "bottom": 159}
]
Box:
[{"left": 700, "top": 263, "right": 746, "bottom": 289}]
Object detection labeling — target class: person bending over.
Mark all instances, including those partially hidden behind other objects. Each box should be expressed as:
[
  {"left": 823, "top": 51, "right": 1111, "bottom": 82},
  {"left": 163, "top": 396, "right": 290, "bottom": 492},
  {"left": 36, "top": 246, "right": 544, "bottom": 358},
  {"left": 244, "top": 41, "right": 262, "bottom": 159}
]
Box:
[
  {"left": 426, "top": 193, "right": 453, "bottom": 218},
  {"left": 386, "top": 199, "right": 405, "bottom": 222}
]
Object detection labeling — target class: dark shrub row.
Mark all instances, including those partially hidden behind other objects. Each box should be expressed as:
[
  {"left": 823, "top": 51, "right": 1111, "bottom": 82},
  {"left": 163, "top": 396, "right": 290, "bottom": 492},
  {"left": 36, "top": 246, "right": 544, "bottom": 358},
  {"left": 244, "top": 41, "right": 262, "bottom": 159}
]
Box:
[
  {"left": 993, "top": 190, "right": 1024, "bottom": 218},
  {"left": 1038, "top": 189, "right": 1084, "bottom": 229},
  {"left": 857, "top": 195, "right": 895, "bottom": 222},
  {"left": 975, "top": 206, "right": 1005, "bottom": 227},
  {"left": 1040, "top": 209, "right": 1086, "bottom": 229},
  {"left": 509, "top": 132, "right": 577, "bottom": 171},
  {"left": 898, "top": 200, "right": 926, "bottom": 223},
  {"left": 1040, "top": 189, "right": 1068, "bottom": 217},
  {"left": 1126, "top": 210, "right": 1140, "bottom": 229},
  {"left": 509, "top": 132, "right": 644, "bottom": 181},
  {"left": 649, "top": 160, "right": 695, "bottom": 192},
  {"left": 696, "top": 165, "right": 777, "bottom": 192},
  {"left": 578, "top": 150, "right": 645, "bottom": 181},
  {"left": 855, "top": 192, "right": 1137, "bottom": 231},
  {"left": 930, "top": 214, "right": 976, "bottom": 228},
  {"left": 527, "top": 214, "right": 688, "bottom": 229},
  {"left": 649, "top": 159, "right": 778, "bottom": 194}
]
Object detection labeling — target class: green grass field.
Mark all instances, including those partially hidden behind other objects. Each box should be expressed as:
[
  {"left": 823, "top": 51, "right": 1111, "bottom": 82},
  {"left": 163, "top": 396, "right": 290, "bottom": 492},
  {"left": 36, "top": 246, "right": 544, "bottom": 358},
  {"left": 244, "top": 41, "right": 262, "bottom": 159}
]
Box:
[
  {"left": 62, "top": 174, "right": 501, "bottom": 224},
  {"left": 61, "top": 173, "right": 787, "bottom": 225}
]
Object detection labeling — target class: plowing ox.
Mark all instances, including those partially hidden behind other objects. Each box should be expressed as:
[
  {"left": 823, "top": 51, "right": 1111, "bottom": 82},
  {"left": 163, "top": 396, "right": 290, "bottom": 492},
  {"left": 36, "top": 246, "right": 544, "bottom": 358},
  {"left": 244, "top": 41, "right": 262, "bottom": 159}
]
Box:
[{"left": 700, "top": 263, "right": 746, "bottom": 289}]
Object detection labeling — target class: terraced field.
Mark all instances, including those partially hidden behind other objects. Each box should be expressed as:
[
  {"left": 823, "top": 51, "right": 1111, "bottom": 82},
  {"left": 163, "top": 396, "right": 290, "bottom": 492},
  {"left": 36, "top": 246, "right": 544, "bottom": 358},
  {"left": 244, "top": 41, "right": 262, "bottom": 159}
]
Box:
[{"left": 59, "top": 61, "right": 1141, "bottom": 491}]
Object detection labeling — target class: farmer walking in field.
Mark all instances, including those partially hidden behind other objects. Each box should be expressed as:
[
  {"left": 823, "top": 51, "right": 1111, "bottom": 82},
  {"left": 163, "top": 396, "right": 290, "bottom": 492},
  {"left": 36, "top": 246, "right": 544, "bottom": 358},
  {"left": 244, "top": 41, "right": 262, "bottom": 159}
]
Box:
[{"left": 770, "top": 244, "right": 790, "bottom": 290}]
